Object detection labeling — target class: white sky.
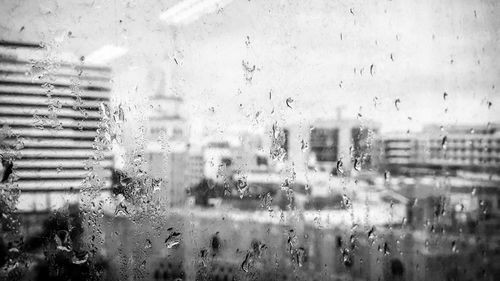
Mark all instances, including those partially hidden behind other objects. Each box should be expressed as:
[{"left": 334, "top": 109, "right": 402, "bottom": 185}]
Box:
[{"left": 1, "top": 0, "right": 499, "bottom": 142}]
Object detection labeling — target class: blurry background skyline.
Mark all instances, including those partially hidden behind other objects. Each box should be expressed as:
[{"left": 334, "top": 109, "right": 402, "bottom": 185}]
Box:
[
  {"left": 1, "top": 0, "right": 499, "bottom": 142},
  {"left": 1, "top": 2, "right": 500, "bottom": 280}
]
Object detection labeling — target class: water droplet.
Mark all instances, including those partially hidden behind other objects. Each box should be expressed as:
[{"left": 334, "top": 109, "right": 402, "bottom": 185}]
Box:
[
  {"left": 245, "top": 35, "right": 251, "bottom": 47},
  {"left": 72, "top": 251, "right": 89, "bottom": 265},
  {"left": 383, "top": 242, "right": 390, "bottom": 255},
  {"left": 237, "top": 177, "right": 248, "bottom": 199},
  {"left": 165, "top": 231, "right": 182, "bottom": 249},
  {"left": 384, "top": 171, "right": 390, "bottom": 182},
  {"left": 260, "top": 192, "right": 273, "bottom": 213},
  {"left": 241, "top": 60, "right": 256, "bottom": 83},
  {"left": 145, "top": 239, "right": 152, "bottom": 249},
  {"left": 100, "top": 102, "right": 110, "bottom": 119},
  {"left": 451, "top": 241, "right": 457, "bottom": 253},
  {"left": 394, "top": 99, "right": 401, "bottom": 111},
  {"left": 342, "top": 249, "right": 353, "bottom": 267},
  {"left": 350, "top": 235, "right": 356, "bottom": 244},
  {"left": 368, "top": 226, "right": 376, "bottom": 239},
  {"left": 354, "top": 158, "right": 361, "bottom": 171},
  {"left": 270, "top": 122, "right": 287, "bottom": 161},
  {"left": 114, "top": 202, "right": 129, "bottom": 216},
  {"left": 295, "top": 247, "right": 306, "bottom": 267},
  {"left": 117, "top": 103, "right": 125, "bottom": 122},
  {"left": 441, "top": 136, "right": 447, "bottom": 149},
  {"left": 342, "top": 194, "right": 351, "bottom": 208},
  {"left": 336, "top": 159, "right": 344, "bottom": 174},
  {"left": 241, "top": 252, "right": 251, "bottom": 272},
  {"left": 301, "top": 139, "right": 308, "bottom": 151},
  {"left": 56, "top": 245, "right": 72, "bottom": 252}
]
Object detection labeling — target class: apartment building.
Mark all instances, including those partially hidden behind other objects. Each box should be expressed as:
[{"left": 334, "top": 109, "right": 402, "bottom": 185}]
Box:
[{"left": 0, "top": 40, "right": 114, "bottom": 212}]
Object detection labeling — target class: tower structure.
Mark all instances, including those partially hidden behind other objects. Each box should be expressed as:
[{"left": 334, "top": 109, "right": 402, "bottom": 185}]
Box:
[{"left": 145, "top": 68, "right": 188, "bottom": 207}]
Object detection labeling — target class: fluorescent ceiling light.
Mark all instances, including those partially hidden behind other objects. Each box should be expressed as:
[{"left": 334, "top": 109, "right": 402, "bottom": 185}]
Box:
[
  {"left": 85, "top": 45, "right": 128, "bottom": 64},
  {"left": 160, "top": 0, "right": 200, "bottom": 22},
  {"left": 160, "top": 0, "right": 234, "bottom": 25}
]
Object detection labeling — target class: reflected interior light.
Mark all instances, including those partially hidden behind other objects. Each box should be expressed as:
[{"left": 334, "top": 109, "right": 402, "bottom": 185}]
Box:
[
  {"left": 159, "top": 0, "right": 234, "bottom": 25},
  {"left": 85, "top": 45, "right": 128, "bottom": 64}
]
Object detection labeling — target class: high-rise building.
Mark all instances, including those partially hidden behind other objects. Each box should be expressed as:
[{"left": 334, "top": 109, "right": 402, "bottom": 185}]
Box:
[
  {"left": 144, "top": 69, "right": 188, "bottom": 206},
  {"left": 186, "top": 149, "right": 204, "bottom": 187},
  {"left": 274, "top": 118, "right": 379, "bottom": 174},
  {"left": 202, "top": 139, "right": 236, "bottom": 182},
  {"left": 0, "top": 40, "right": 114, "bottom": 212},
  {"left": 381, "top": 124, "right": 500, "bottom": 175},
  {"left": 380, "top": 133, "right": 418, "bottom": 165}
]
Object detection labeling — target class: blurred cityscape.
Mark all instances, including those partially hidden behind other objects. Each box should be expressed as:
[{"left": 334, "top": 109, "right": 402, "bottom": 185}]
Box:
[{"left": 1, "top": 0, "right": 500, "bottom": 280}]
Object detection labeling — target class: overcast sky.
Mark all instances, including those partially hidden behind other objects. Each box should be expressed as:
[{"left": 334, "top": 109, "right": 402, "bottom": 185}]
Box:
[{"left": 1, "top": 0, "right": 499, "bottom": 141}]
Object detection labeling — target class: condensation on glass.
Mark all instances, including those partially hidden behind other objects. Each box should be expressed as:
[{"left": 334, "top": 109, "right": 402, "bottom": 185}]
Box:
[{"left": 0, "top": 0, "right": 499, "bottom": 280}]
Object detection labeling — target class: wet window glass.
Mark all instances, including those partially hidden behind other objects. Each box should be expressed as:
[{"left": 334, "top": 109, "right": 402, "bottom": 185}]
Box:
[{"left": 1, "top": 0, "right": 499, "bottom": 280}]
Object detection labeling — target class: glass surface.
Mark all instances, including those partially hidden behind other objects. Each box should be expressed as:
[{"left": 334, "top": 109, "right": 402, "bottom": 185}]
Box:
[{"left": 1, "top": 0, "right": 499, "bottom": 280}]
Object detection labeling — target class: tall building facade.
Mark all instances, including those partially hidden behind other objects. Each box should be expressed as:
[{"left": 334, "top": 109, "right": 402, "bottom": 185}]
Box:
[
  {"left": 0, "top": 40, "right": 114, "bottom": 212},
  {"left": 274, "top": 119, "right": 379, "bottom": 174},
  {"left": 186, "top": 151, "right": 204, "bottom": 187},
  {"left": 381, "top": 124, "right": 500, "bottom": 175},
  {"left": 144, "top": 70, "right": 188, "bottom": 206}
]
